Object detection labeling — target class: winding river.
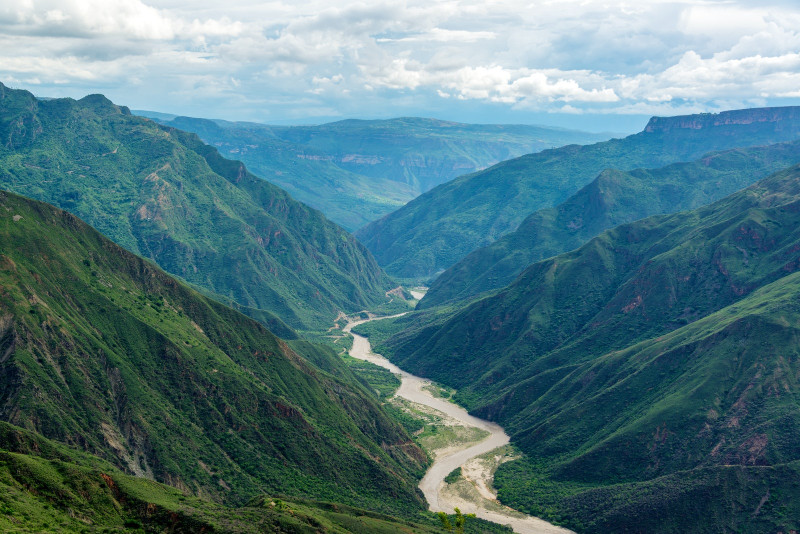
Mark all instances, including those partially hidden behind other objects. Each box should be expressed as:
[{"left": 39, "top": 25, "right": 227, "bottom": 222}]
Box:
[{"left": 344, "top": 315, "right": 572, "bottom": 534}]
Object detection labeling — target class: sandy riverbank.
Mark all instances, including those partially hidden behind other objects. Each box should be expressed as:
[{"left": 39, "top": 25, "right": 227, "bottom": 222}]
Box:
[{"left": 344, "top": 316, "right": 572, "bottom": 534}]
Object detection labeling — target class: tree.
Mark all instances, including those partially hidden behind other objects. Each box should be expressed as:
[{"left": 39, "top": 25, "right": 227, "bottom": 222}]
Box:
[
  {"left": 453, "top": 507, "right": 476, "bottom": 534},
  {"left": 438, "top": 511, "right": 453, "bottom": 531}
]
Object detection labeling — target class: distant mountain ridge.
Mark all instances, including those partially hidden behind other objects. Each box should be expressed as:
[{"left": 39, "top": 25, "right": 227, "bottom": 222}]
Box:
[
  {"left": 0, "top": 82, "right": 392, "bottom": 331},
  {"left": 644, "top": 106, "right": 800, "bottom": 132},
  {"left": 421, "top": 139, "right": 800, "bottom": 308},
  {"left": 143, "top": 112, "right": 611, "bottom": 230},
  {"left": 357, "top": 105, "right": 800, "bottom": 280}
]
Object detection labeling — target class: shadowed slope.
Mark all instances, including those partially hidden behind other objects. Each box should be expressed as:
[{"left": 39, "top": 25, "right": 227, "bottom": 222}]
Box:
[{"left": 374, "top": 164, "right": 800, "bottom": 530}]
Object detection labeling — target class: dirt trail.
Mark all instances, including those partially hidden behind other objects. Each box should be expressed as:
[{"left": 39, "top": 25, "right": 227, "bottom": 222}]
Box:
[{"left": 344, "top": 316, "right": 572, "bottom": 534}]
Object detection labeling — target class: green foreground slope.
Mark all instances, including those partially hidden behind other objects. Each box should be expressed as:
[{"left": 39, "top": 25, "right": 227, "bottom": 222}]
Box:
[
  {"left": 0, "top": 421, "right": 455, "bottom": 534},
  {"left": 374, "top": 164, "right": 800, "bottom": 530},
  {"left": 0, "top": 190, "right": 426, "bottom": 515},
  {"left": 152, "top": 115, "right": 610, "bottom": 230},
  {"left": 0, "top": 82, "right": 391, "bottom": 331},
  {"left": 357, "top": 106, "right": 800, "bottom": 280},
  {"left": 423, "top": 140, "right": 800, "bottom": 307}
]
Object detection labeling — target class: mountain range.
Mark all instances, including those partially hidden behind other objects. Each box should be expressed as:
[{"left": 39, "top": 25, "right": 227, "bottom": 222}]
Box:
[
  {"left": 141, "top": 113, "right": 610, "bottom": 231},
  {"left": 422, "top": 139, "right": 800, "bottom": 308},
  {"left": 357, "top": 106, "right": 800, "bottom": 280},
  {"left": 367, "top": 163, "right": 800, "bottom": 531},
  {"left": 0, "top": 82, "right": 391, "bottom": 332},
  {"left": 6, "top": 77, "right": 800, "bottom": 533}
]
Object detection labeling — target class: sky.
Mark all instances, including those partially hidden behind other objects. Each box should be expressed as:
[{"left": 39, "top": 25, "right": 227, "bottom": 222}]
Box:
[{"left": 2, "top": 0, "right": 800, "bottom": 132}]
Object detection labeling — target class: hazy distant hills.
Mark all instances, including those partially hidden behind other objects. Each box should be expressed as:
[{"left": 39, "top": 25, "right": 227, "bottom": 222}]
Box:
[
  {"left": 0, "top": 190, "right": 427, "bottom": 515},
  {"left": 357, "top": 107, "right": 800, "bottom": 280},
  {"left": 422, "top": 139, "right": 800, "bottom": 307},
  {"left": 140, "top": 112, "right": 611, "bottom": 230},
  {"left": 0, "top": 83, "right": 392, "bottom": 331},
  {"left": 374, "top": 163, "right": 800, "bottom": 531}
]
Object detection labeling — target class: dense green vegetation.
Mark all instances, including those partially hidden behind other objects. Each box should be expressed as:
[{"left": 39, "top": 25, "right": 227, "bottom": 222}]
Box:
[
  {"left": 0, "top": 82, "right": 392, "bottom": 331},
  {"left": 357, "top": 106, "right": 800, "bottom": 280},
  {"left": 494, "top": 459, "right": 800, "bottom": 533},
  {"left": 373, "top": 164, "right": 800, "bottom": 530},
  {"left": 423, "top": 139, "right": 800, "bottom": 307},
  {"left": 444, "top": 467, "right": 462, "bottom": 485},
  {"left": 144, "top": 114, "right": 610, "bottom": 230},
  {"left": 14, "top": 79, "right": 800, "bottom": 532},
  {"left": 0, "top": 420, "right": 514, "bottom": 533},
  {"left": 341, "top": 355, "right": 402, "bottom": 400},
  {"left": 0, "top": 190, "right": 429, "bottom": 516}
]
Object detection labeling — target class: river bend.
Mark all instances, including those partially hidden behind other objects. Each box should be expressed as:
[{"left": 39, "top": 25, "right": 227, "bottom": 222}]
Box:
[{"left": 344, "top": 315, "right": 572, "bottom": 534}]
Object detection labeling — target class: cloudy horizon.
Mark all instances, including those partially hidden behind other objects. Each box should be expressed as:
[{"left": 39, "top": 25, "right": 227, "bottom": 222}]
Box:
[{"left": 3, "top": 0, "right": 800, "bottom": 132}]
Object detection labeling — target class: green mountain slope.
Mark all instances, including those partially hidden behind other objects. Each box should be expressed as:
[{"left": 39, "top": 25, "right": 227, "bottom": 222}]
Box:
[
  {"left": 357, "top": 106, "right": 800, "bottom": 280},
  {"left": 155, "top": 116, "right": 417, "bottom": 231},
  {"left": 422, "top": 140, "right": 800, "bottom": 307},
  {"left": 0, "top": 421, "right": 446, "bottom": 534},
  {"left": 0, "top": 190, "right": 427, "bottom": 515},
  {"left": 0, "top": 82, "right": 392, "bottom": 331},
  {"left": 372, "top": 164, "right": 800, "bottom": 530},
  {"left": 493, "top": 272, "right": 800, "bottom": 533},
  {"left": 148, "top": 115, "right": 611, "bottom": 231}
]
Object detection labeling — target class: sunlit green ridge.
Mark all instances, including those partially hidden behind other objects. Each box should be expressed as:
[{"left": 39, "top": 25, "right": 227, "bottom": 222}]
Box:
[
  {"left": 0, "top": 189, "right": 426, "bottom": 515},
  {"left": 0, "top": 82, "right": 392, "bottom": 331}
]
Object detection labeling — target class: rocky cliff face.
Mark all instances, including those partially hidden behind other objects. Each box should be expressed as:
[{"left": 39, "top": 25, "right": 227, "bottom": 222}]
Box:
[{"left": 645, "top": 106, "right": 800, "bottom": 132}]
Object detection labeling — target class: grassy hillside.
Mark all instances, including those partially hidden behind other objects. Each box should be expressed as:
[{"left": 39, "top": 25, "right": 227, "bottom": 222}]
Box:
[
  {"left": 0, "top": 420, "right": 510, "bottom": 533},
  {"left": 148, "top": 115, "right": 610, "bottom": 230},
  {"left": 0, "top": 190, "right": 427, "bottom": 515},
  {"left": 0, "top": 82, "right": 392, "bottom": 331},
  {"left": 423, "top": 140, "right": 800, "bottom": 307},
  {"left": 493, "top": 272, "right": 800, "bottom": 532},
  {"left": 357, "top": 106, "right": 800, "bottom": 280},
  {"left": 372, "top": 164, "right": 800, "bottom": 530}
]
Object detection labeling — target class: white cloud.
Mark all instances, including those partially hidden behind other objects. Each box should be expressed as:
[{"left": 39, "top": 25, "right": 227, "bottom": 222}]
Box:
[
  {"left": 379, "top": 27, "right": 496, "bottom": 43},
  {"left": 1, "top": 0, "right": 174, "bottom": 39},
  {"left": 0, "top": 0, "right": 798, "bottom": 124}
]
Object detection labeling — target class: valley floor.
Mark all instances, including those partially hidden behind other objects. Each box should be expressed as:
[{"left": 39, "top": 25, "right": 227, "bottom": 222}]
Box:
[{"left": 344, "top": 315, "right": 572, "bottom": 534}]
